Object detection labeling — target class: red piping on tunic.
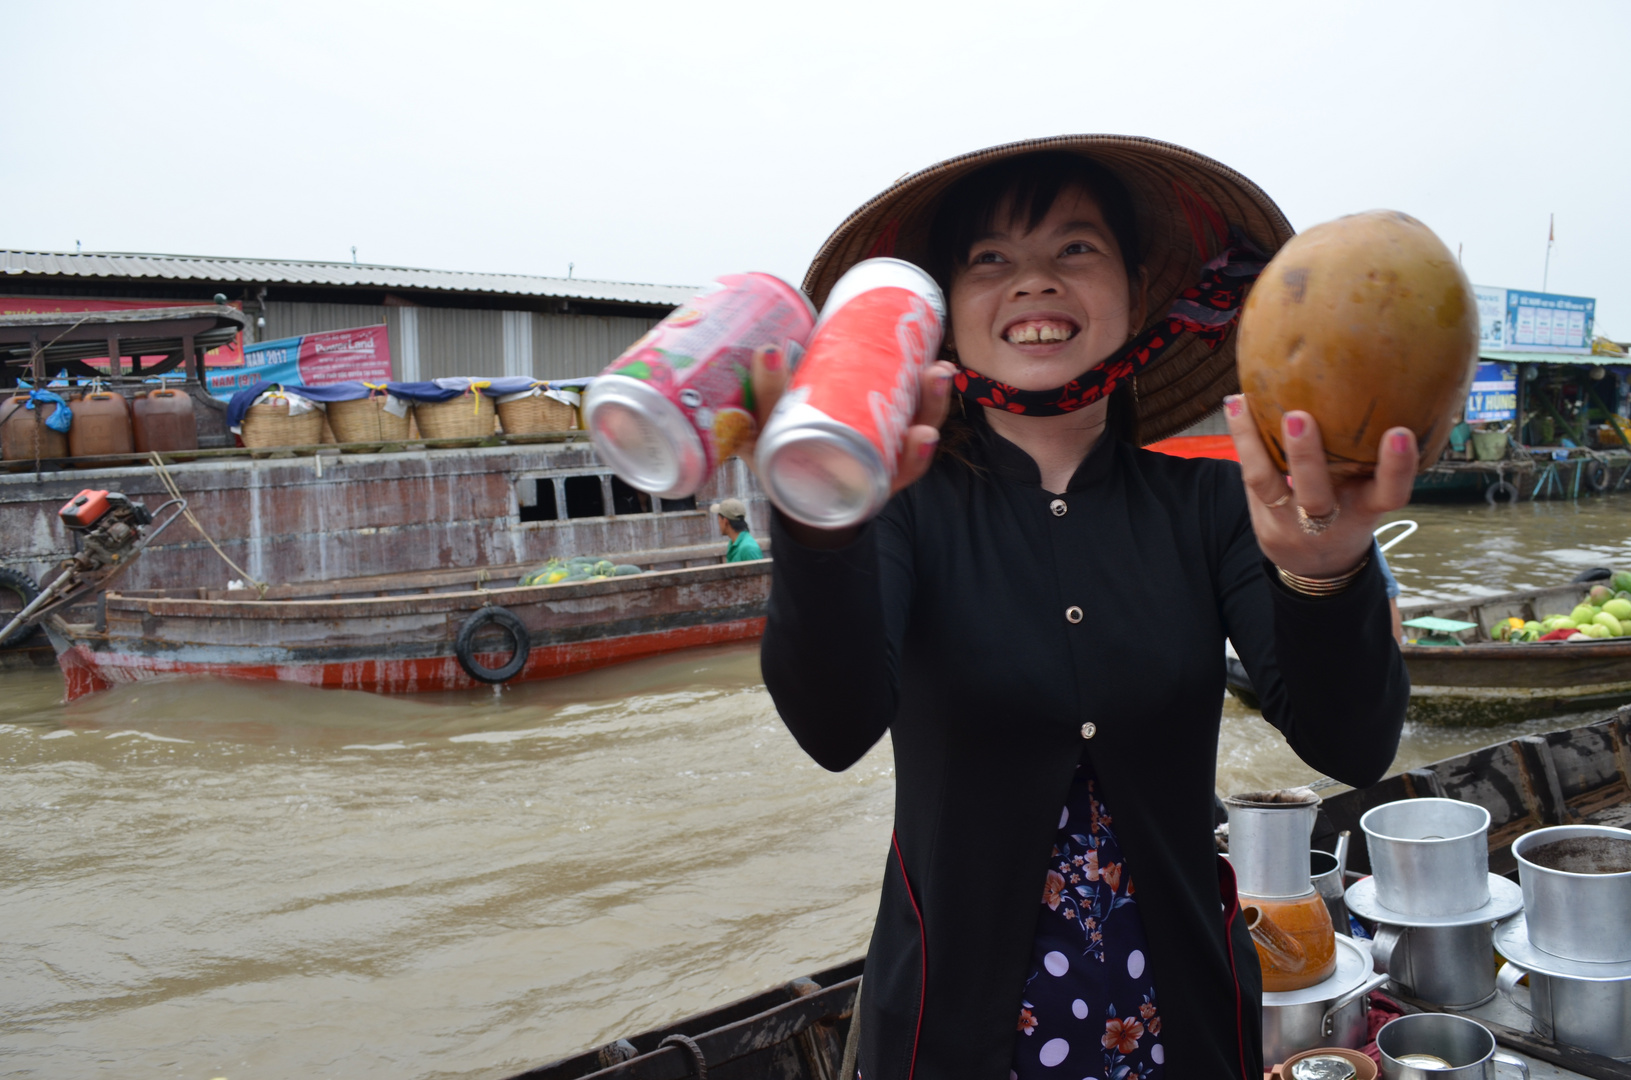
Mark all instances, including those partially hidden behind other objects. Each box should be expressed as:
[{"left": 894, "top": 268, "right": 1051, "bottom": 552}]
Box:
[
  {"left": 892, "top": 830, "right": 926, "bottom": 1080},
  {"left": 1217, "top": 856, "right": 1248, "bottom": 1080}
]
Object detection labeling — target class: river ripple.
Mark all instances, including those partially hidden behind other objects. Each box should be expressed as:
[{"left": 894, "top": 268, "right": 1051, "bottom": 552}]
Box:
[{"left": 4, "top": 498, "right": 1630, "bottom": 1078}]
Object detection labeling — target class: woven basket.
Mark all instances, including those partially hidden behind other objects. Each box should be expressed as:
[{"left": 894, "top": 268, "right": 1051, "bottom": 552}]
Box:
[
  {"left": 414, "top": 392, "right": 495, "bottom": 439},
  {"left": 242, "top": 400, "right": 325, "bottom": 448},
  {"left": 329, "top": 395, "right": 412, "bottom": 443},
  {"left": 498, "top": 393, "right": 577, "bottom": 434}
]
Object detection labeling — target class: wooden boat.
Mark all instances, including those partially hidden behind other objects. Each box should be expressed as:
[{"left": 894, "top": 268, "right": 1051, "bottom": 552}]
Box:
[
  {"left": 503, "top": 714, "right": 1631, "bottom": 1079},
  {"left": 1226, "top": 576, "right": 1631, "bottom": 725},
  {"left": 43, "top": 542, "right": 771, "bottom": 701}
]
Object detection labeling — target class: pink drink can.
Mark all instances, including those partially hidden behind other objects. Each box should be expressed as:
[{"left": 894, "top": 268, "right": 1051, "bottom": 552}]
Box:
[
  {"left": 755, "top": 258, "right": 946, "bottom": 528},
  {"left": 583, "top": 273, "right": 815, "bottom": 498}
]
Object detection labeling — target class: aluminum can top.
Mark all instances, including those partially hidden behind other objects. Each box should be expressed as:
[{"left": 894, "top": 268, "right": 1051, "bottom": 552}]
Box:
[
  {"left": 583, "top": 375, "right": 707, "bottom": 499},
  {"left": 817, "top": 258, "right": 946, "bottom": 330}
]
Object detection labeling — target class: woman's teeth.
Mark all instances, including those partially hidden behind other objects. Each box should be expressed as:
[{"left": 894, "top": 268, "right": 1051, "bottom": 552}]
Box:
[{"left": 1005, "top": 322, "right": 1076, "bottom": 344}]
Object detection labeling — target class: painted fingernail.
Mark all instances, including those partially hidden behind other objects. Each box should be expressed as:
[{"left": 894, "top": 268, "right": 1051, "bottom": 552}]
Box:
[
  {"left": 1225, "top": 395, "right": 1243, "bottom": 418},
  {"left": 1391, "top": 431, "right": 1410, "bottom": 454},
  {"left": 933, "top": 371, "right": 952, "bottom": 395},
  {"left": 760, "top": 346, "right": 783, "bottom": 372},
  {"left": 918, "top": 435, "right": 939, "bottom": 461},
  {"left": 1286, "top": 415, "right": 1306, "bottom": 439}
]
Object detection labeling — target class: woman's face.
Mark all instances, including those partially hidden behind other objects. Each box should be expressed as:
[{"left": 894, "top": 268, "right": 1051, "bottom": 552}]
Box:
[{"left": 947, "top": 186, "right": 1139, "bottom": 391}]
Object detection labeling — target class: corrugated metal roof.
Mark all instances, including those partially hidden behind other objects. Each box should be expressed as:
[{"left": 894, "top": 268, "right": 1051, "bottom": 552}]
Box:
[{"left": 0, "top": 249, "right": 699, "bottom": 308}]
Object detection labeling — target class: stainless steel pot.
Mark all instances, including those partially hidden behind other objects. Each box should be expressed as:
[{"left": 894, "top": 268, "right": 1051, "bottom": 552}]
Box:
[
  {"left": 1263, "top": 936, "right": 1389, "bottom": 1064},
  {"left": 1512, "top": 824, "right": 1631, "bottom": 963},
  {"left": 1496, "top": 962, "right": 1631, "bottom": 1060},
  {"left": 1370, "top": 923, "right": 1496, "bottom": 1008},
  {"left": 1360, "top": 799, "right": 1490, "bottom": 918},
  {"left": 1226, "top": 791, "right": 1320, "bottom": 899}
]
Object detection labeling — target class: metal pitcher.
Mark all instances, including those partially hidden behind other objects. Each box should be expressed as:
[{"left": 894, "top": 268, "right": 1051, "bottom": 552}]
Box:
[
  {"left": 1496, "top": 963, "right": 1631, "bottom": 1060},
  {"left": 1225, "top": 790, "right": 1320, "bottom": 899}
]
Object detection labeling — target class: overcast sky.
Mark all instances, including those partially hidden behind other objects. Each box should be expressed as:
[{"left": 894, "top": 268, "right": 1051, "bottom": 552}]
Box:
[{"left": 4, "top": 1, "right": 1627, "bottom": 335}]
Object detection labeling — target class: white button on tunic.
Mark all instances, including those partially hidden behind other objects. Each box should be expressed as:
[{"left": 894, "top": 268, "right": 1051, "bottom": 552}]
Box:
[
  {"left": 1065, "top": 606, "right": 1083, "bottom": 624},
  {"left": 1050, "top": 499, "right": 1067, "bottom": 517}
]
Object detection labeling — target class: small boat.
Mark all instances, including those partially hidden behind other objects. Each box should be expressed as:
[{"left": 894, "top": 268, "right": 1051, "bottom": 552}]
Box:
[
  {"left": 504, "top": 713, "right": 1631, "bottom": 1079},
  {"left": 1226, "top": 560, "right": 1631, "bottom": 725},
  {"left": 44, "top": 542, "right": 771, "bottom": 701}
]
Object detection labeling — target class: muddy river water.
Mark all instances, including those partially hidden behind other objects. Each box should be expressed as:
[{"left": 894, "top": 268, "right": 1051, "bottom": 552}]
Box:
[{"left": 6, "top": 497, "right": 1631, "bottom": 1079}]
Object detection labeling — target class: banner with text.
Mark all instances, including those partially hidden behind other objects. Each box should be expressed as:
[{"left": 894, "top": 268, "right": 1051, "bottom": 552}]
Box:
[
  {"left": 1466, "top": 361, "right": 1517, "bottom": 422},
  {"left": 0, "top": 296, "right": 246, "bottom": 367},
  {"left": 1474, "top": 285, "right": 1596, "bottom": 355},
  {"left": 207, "top": 324, "right": 391, "bottom": 400}
]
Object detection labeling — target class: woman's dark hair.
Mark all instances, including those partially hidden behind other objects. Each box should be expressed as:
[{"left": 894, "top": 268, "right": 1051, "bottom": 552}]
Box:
[
  {"left": 926, "top": 151, "right": 1142, "bottom": 296},
  {"left": 927, "top": 152, "right": 1146, "bottom": 450}
]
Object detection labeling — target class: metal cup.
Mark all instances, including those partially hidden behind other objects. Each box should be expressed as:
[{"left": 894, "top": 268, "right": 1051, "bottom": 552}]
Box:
[
  {"left": 1361, "top": 799, "right": 1491, "bottom": 918},
  {"left": 1375, "top": 1014, "right": 1529, "bottom": 1080},
  {"left": 1497, "top": 963, "right": 1631, "bottom": 1059},
  {"left": 1512, "top": 824, "right": 1631, "bottom": 963},
  {"left": 1225, "top": 793, "right": 1320, "bottom": 899},
  {"left": 1370, "top": 923, "right": 1496, "bottom": 1008}
]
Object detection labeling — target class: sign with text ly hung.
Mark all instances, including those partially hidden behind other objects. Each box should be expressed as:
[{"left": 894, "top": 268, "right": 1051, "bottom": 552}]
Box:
[
  {"left": 1475, "top": 285, "right": 1596, "bottom": 355},
  {"left": 1466, "top": 361, "right": 1517, "bottom": 422},
  {"left": 207, "top": 324, "right": 391, "bottom": 400}
]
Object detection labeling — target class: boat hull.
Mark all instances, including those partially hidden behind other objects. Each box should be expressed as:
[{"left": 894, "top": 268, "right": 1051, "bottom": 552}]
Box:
[{"left": 48, "top": 559, "right": 771, "bottom": 701}]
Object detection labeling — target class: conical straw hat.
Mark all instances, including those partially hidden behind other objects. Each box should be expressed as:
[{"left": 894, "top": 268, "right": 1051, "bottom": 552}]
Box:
[{"left": 803, "top": 135, "right": 1295, "bottom": 443}]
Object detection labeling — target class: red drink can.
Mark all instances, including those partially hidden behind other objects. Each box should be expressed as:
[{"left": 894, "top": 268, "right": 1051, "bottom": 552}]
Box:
[
  {"left": 583, "top": 272, "right": 815, "bottom": 498},
  {"left": 755, "top": 258, "right": 946, "bottom": 528}
]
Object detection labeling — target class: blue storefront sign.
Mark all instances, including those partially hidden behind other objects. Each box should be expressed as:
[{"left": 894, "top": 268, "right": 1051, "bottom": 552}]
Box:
[
  {"left": 1504, "top": 289, "right": 1595, "bottom": 353},
  {"left": 1466, "top": 362, "right": 1517, "bottom": 422}
]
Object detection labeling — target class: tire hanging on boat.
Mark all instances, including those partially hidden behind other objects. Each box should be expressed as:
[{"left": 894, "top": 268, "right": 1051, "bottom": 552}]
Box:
[
  {"left": 0, "top": 567, "right": 41, "bottom": 647},
  {"left": 1485, "top": 479, "right": 1518, "bottom": 506},
  {"left": 1586, "top": 459, "right": 1611, "bottom": 493},
  {"left": 455, "top": 605, "right": 531, "bottom": 684}
]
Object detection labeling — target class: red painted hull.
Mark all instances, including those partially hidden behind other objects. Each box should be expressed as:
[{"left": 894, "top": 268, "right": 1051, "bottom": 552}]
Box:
[{"left": 56, "top": 617, "right": 767, "bottom": 701}]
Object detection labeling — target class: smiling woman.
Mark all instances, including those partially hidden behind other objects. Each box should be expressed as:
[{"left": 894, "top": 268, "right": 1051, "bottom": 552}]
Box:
[{"left": 752, "top": 136, "right": 1419, "bottom": 1080}]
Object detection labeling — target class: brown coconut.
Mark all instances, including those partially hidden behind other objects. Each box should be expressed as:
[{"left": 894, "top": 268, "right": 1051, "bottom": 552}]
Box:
[{"left": 1236, "top": 210, "right": 1478, "bottom": 478}]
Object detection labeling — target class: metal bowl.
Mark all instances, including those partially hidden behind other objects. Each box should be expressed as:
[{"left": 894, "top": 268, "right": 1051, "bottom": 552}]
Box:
[{"left": 1360, "top": 799, "right": 1490, "bottom": 918}]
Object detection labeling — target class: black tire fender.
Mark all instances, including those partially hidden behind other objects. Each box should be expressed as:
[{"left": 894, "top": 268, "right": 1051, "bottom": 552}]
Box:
[
  {"left": 1485, "top": 479, "right": 1519, "bottom": 506},
  {"left": 1586, "top": 460, "right": 1611, "bottom": 493},
  {"left": 0, "top": 567, "right": 42, "bottom": 648},
  {"left": 454, "top": 605, "right": 530, "bottom": 684}
]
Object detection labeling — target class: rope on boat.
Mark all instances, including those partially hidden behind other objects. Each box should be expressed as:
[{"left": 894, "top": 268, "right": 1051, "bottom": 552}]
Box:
[
  {"left": 838, "top": 976, "right": 861, "bottom": 1080},
  {"left": 148, "top": 452, "right": 269, "bottom": 598},
  {"left": 658, "top": 1033, "right": 707, "bottom": 1078}
]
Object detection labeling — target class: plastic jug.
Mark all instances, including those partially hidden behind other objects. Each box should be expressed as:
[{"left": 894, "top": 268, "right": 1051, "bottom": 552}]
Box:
[
  {"left": 70, "top": 389, "right": 133, "bottom": 464},
  {"left": 132, "top": 388, "right": 199, "bottom": 452}
]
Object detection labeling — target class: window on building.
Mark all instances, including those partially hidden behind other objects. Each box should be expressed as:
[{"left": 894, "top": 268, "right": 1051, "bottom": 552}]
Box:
[
  {"left": 610, "top": 476, "right": 652, "bottom": 515},
  {"left": 564, "top": 474, "right": 606, "bottom": 518},
  {"left": 518, "top": 479, "right": 559, "bottom": 523},
  {"left": 660, "top": 495, "right": 698, "bottom": 512}
]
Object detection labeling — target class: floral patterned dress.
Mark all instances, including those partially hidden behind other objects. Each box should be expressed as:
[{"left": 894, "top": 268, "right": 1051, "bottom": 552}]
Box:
[{"left": 1011, "top": 758, "right": 1163, "bottom": 1079}]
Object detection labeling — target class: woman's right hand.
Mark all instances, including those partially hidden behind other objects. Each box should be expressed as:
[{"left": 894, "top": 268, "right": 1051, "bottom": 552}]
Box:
[{"left": 745, "top": 345, "right": 957, "bottom": 546}]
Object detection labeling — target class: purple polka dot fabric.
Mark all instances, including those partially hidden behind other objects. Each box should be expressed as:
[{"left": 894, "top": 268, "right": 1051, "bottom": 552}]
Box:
[{"left": 1011, "top": 760, "right": 1163, "bottom": 1079}]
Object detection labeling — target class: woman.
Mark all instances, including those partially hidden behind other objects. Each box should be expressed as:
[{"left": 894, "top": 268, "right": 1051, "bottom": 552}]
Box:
[{"left": 750, "top": 137, "right": 1412, "bottom": 1079}]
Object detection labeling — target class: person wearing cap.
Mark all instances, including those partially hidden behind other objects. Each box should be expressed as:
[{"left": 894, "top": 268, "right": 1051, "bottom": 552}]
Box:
[
  {"left": 711, "top": 498, "right": 763, "bottom": 562},
  {"left": 751, "top": 138, "right": 1411, "bottom": 1079}
]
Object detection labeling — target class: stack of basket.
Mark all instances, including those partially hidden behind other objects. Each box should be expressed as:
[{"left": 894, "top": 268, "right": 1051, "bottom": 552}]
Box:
[
  {"left": 497, "top": 386, "right": 578, "bottom": 434},
  {"left": 241, "top": 394, "right": 324, "bottom": 448},
  {"left": 414, "top": 386, "right": 496, "bottom": 440},
  {"left": 328, "top": 391, "right": 412, "bottom": 443}
]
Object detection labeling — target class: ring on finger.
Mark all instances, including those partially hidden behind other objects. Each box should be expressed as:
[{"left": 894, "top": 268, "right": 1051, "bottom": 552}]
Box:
[
  {"left": 1266, "top": 492, "right": 1292, "bottom": 509},
  {"left": 1296, "top": 504, "right": 1340, "bottom": 535}
]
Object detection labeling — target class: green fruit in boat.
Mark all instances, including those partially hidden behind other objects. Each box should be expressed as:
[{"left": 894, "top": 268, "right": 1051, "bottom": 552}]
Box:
[
  {"left": 1571, "top": 604, "right": 1599, "bottom": 624},
  {"left": 1605, "top": 599, "right": 1631, "bottom": 621},
  {"left": 1597, "top": 612, "right": 1625, "bottom": 636},
  {"left": 1614, "top": 571, "right": 1631, "bottom": 593},
  {"left": 1525, "top": 620, "right": 1543, "bottom": 630},
  {"left": 1590, "top": 584, "right": 1615, "bottom": 604},
  {"left": 1553, "top": 617, "right": 1578, "bottom": 631}
]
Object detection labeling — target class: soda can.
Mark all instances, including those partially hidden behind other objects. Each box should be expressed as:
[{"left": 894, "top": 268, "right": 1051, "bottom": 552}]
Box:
[
  {"left": 756, "top": 258, "right": 946, "bottom": 528},
  {"left": 583, "top": 272, "right": 815, "bottom": 498}
]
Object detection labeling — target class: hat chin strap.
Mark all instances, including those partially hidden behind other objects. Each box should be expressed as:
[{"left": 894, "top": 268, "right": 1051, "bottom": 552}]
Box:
[{"left": 952, "top": 231, "right": 1266, "bottom": 418}]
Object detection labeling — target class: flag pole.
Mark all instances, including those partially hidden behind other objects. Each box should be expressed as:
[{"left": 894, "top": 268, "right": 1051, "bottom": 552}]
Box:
[{"left": 1543, "top": 213, "right": 1554, "bottom": 292}]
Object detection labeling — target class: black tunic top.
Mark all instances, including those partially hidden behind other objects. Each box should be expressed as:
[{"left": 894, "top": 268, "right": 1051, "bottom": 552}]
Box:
[{"left": 760, "top": 415, "right": 1408, "bottom": 1080}]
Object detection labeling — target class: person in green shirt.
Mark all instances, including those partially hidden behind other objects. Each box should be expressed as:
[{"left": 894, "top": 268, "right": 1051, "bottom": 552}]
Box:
[{"left": 711, "top": 498, "right": 763, "bottom": 562}]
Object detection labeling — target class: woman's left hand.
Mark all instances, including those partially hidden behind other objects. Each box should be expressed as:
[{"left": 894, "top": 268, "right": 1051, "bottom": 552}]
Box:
[{"left": 1223, "top": 393, "right": 1417, "bottom": 579}]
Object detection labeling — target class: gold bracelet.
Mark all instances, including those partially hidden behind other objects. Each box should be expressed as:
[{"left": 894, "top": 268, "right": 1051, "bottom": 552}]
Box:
[{"left": 1276, "top": 557, "right": 1370, "bottom": 598}]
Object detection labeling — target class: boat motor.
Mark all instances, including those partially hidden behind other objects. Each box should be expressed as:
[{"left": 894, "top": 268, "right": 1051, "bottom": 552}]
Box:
[{"left": 0, "top": 489, "right": 184, "bottom": 643}]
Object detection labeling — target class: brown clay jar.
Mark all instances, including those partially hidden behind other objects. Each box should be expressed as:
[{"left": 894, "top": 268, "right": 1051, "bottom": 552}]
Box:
[
  {"left": 70, "top": 390, "right": 134, "bottom": 464},
  {"left": 132, "top": 388, "right": 199, "bottom": 452},
  {"left": 1, "top": 394, "right": 69, "bottom": 461}
]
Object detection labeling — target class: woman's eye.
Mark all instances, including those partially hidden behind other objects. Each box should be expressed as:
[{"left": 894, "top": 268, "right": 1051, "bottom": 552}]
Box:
[
  {"left": 1062, "top": 241, "right": 1097, "bottom": 256},
  {"left": 970, "top": 250, "right": 1005, "bottom": 265}
]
